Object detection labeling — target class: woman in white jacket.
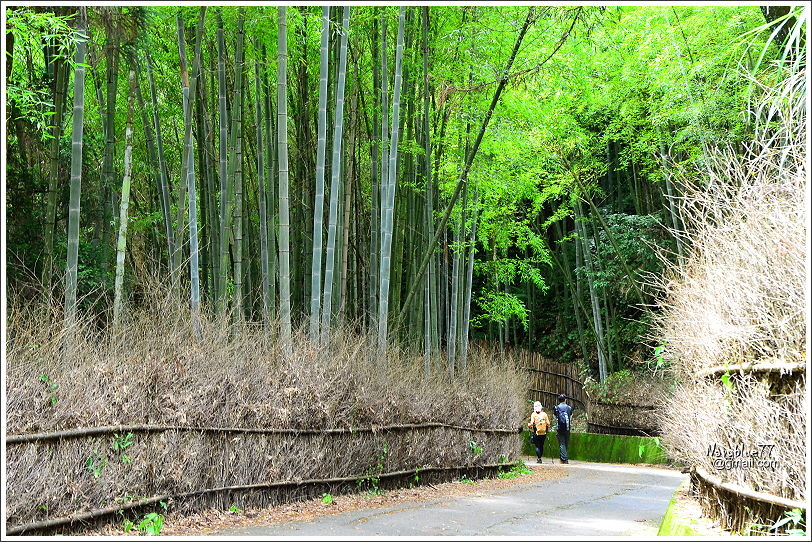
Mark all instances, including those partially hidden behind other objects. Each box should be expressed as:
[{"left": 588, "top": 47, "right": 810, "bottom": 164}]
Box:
[{"left": 527, "top": 401, "right": 551, "bottom": 464}]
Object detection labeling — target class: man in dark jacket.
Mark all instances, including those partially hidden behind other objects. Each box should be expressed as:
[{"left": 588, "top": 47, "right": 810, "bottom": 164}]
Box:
[{"left": 553, "top": 394, "right": 573, "bottom": 464}]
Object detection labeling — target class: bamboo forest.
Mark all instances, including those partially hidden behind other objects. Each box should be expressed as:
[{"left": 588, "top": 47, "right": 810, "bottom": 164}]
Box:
[{"left": 3, "top": 4, "right": 808, "bottom": 537}]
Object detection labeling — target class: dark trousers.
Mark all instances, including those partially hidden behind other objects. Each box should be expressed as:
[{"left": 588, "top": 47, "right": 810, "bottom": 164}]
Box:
[
  {"left": 532, "top": 433, "right": 547, "bottom": 459},
  {"left": 558, "top": 429, "right": 570, "bottom": 461}
]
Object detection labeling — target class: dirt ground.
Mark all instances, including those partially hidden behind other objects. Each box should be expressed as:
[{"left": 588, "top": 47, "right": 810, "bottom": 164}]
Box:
[{"left": 80, "top": 458, "right": 566, "bottom": 536}]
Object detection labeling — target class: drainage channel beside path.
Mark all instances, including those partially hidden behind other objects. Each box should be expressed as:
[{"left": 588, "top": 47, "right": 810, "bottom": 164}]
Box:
[{"left": 215, "top": 460, "right": 686, "bottom": 536}]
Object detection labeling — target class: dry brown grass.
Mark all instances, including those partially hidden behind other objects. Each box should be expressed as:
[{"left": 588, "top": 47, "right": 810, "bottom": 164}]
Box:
[
  {"left": 649, "top": 60, "right": 807, "bottom": 528},
  {"left": 5, "top": 281, "right": 523, "bottom": 531}
]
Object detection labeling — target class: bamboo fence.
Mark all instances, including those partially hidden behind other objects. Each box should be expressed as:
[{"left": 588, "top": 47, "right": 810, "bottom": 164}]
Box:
[{"left": 6, "top": 421, "right": 520, "bottom": 535}]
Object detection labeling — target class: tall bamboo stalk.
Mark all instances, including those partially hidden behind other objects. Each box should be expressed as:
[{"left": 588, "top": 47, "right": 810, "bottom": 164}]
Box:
[
  {"left": 421, "top": 6, "right": 436, "bottom": 372},
  {"left": 660, "top": 138, "right": 685, "bottom": 266},
  {"left": 112, "top": 69, "right": 136, "bottom": 328},
  {"left": 64, "top": 9, "right": 88, "bottom": 353},
  {"left": 376, "top": 10, "right": 389, "bottom": 331},
  {"left": 216, "top": 11, "right": 231, "bottom": 315},
  {"left": 575, "top": 200, "right": 607, "bottom": 381},
  {"left": 277, "top": 6, "right": 292, "bottom": 354},
  {"left": 262, "top": 44, "right": 277, "bottom": 315},
  {"left": 43, "top": 58, "right": 67, "bottom": 296},
  {"left": 309, "top": 6, "right": 331, "bottom": 342},
  {"left": 369, "top": 15, "right": 380, "bottom": 328},
  {"left": 255, "top": 56, "right": 271, "bottom": 323},
  {"left": 339, "top": 87, "right": 357, "bottom": 321},
  {"left": 232, "top": 8, "right": 246, "bottom": 318},
  {"left": 186, "top": 8, "right": 207, "bottom": 327},
  {"left": 377, "top": 6, "right": 406, "bottom": 362},
  {"left": 321, "top": 6, "right": 351, "bottom": 345},
  {"left": 145, "top": 51, "right": 176, "bottom": 283},
  {"left": 100, "top": 22, "right": 120, "bottom": 273},
  {"left": 459, "top": 192, "right": 478, "bottom": 372}
]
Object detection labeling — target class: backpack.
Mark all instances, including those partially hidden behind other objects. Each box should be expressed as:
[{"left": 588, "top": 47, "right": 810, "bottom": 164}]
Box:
[{"left": 555, "top": 404, "right": 570, "bottom": 431}]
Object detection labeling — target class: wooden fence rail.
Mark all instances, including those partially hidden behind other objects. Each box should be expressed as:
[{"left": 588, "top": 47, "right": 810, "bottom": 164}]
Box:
[{"left": 6, "top": 422, "right": 517, "bottom": 444}]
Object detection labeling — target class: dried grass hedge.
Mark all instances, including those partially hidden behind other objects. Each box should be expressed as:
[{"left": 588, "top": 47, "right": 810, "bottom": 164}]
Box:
[
  {"left": 649, "top": 62, "right": 807, "bottom": 532},
  {"left": 5, "top": 287, "right": 523, "bottom": 533}
]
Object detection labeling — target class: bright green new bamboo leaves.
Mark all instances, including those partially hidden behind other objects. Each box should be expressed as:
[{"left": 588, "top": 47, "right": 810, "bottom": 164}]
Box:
[{"left": 396, "top": 7, "right": 536, "bottom": 327}]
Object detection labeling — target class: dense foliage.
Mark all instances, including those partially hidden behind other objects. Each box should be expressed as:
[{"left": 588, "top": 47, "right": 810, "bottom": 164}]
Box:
[{"left": 4, "top": 5, "right": 789, "bottom": 379}]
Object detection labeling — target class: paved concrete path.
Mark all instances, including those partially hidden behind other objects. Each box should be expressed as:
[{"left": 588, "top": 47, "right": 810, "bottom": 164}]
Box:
[{"left": 216, "top": 461, "right": 686, "bottom": 536}]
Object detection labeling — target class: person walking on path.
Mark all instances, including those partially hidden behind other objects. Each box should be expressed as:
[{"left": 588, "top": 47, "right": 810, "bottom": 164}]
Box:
[
  {"left": 527, "top": 401, "right": 551, "bottom": 463},
  {"left": 553, "top": 394, "right": 573, "bottom": 464}
]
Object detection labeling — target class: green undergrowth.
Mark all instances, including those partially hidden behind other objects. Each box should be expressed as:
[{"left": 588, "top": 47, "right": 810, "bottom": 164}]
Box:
[
  {"left": 521, "top": 430, "right": 667, "bottom": 464},
  {"left": 657, "top": 481, "right": 702, "bottom": 536}
]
